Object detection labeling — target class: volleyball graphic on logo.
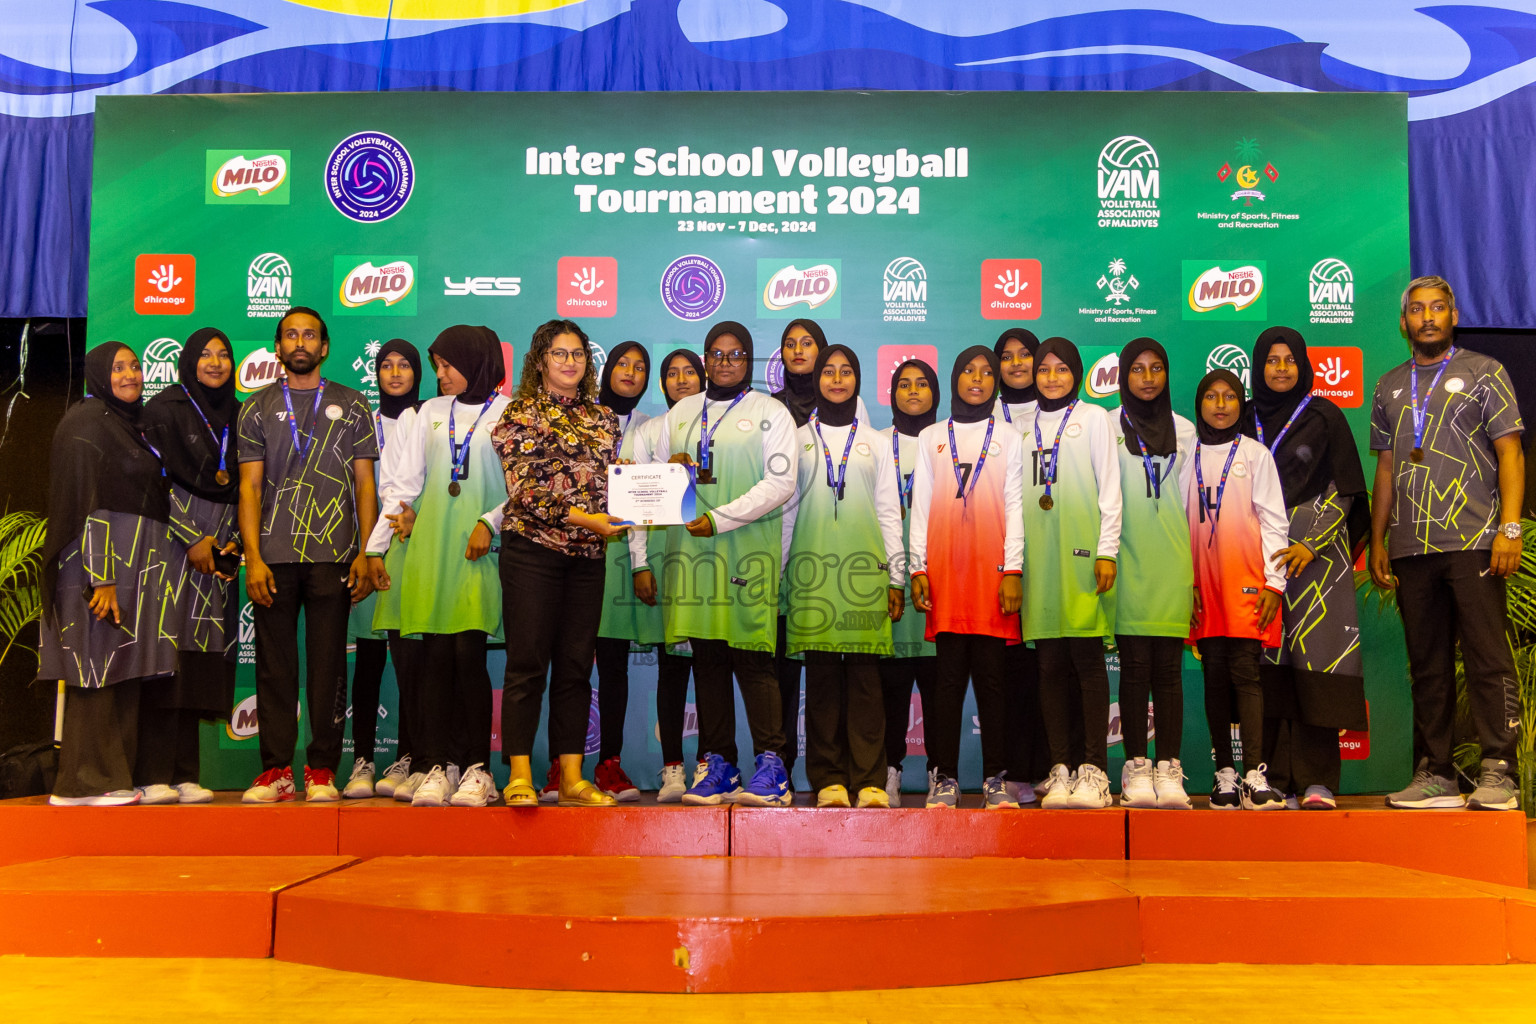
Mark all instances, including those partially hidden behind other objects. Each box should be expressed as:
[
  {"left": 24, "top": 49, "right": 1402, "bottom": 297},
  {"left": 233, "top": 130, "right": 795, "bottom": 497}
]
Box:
[
  {"left": 325, "top": 131, "right": 414, "bottom": 223},
  {"left": 660, "top": 254, "right": 726, "bottom": 321},
  {"left": 1205, "top": 343, "right": 1252, "bottom": 393}
]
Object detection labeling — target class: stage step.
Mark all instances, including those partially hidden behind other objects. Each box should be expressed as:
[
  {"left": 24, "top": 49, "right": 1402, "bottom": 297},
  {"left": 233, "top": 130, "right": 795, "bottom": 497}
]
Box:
[
  {"left": 730, "top": 805, "right": 1125, "bottom": 859},
  {"left": 0, "top": 856, "right": 356, "bottom": 957}
]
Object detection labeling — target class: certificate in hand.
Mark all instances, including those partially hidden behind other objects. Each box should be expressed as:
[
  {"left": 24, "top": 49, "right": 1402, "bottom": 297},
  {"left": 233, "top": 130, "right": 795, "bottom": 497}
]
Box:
[{"left": 608, "top": 463, "right": 697, "bottom": 526}]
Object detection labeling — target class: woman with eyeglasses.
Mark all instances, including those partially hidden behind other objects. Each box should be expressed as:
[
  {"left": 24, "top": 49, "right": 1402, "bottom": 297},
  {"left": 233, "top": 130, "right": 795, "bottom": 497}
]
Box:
[
  {"left": 491, "top": 319, "right": 629, "bottom": 807},
  {"left": 661, "top": 321, "right": 798, "bottom": 807}
]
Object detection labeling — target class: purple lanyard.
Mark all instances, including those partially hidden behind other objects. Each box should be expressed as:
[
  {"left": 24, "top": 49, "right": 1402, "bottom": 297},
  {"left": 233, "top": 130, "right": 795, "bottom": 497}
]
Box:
[
  {"left": 1033, "top": 400, "right": 1078, "bottom": 506},
  {"left": 811, "top": 414, "right": 858, "bottom": 501},
  {"left": 448, "top": 395, "right": 497, "bottom": 482},
  {"left": 892, "top": 429, "right": 915, "bottom": 509},
  {"left": 374, "top": 411, "right": 385, "bottom": 451},
  {"left": 1125, "top": 414, "right": 1174, "bottom": 501},
  {"left": 947, "top": 415, "right": 996, "bottom": 506},
  {"left": 1256, "top": 393, "right": 1312, "bottom": 454},
  {"left": 697, "top": 389, "right": 750, "bottom": 470},
  {"left": 1409, "top": 347, "right": 1456, "bottom": 453},
  {"left": 181, "top": 384, "right": 229, "bottom": 477},
  {"left": 280, "top": 378, "right": 326, "bottom": 462},
  {"left": 1195, "top": 440, "right": 1242, "bottom": 543}
]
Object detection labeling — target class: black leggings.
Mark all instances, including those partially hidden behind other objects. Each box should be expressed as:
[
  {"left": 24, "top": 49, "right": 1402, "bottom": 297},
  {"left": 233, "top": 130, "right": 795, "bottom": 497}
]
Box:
[
  {"left": 1115, "top": 634, "right": 1184, "bottom": 762},
  {"left": 928, "top": 633, "right": 1007, "bottom": 781},
  {"left": 1198, "top": 636, "right": 1263, "bottom": 772},
  {"left": 775, "top": 614, "right": 804, "bottom": 773},
  {"left": 877, "top": 656, "right": 937, "bottom": 771},
  {"left": 656, "top": 649, "right": 695, "bottom": 765},
  {"left": 418, "top": 630, "right": 491, "bottom": 769},
  {"left": 1036, "top": 637, "right": 1110, "bottom": 771},
  {"left": 351, "top": 637, "right": 388, "bottom": 763},
  {"left": 594, "top": 636, "right": 631, "bottom": 762}
]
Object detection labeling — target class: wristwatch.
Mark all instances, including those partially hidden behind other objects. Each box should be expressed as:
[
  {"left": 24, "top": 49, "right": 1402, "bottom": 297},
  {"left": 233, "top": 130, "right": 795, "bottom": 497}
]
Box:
[{"left": 1500, "top": 522, "right": 1522, "bottom": 541}]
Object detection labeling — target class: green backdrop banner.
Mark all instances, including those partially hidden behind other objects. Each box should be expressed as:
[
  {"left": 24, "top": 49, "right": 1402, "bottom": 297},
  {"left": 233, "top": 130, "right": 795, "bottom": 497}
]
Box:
[{"left": 87, "top": 90, "right": 1411, "bottom": 793}]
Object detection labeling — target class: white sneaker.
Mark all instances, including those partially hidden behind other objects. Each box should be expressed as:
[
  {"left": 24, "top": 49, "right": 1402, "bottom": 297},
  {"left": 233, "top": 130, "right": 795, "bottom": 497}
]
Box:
[
  {"left": 856, "top": 786, "right": 890, "bottom": 808},
  {"left": 1040, "top": 764, "right": 1074, "bottom": 809},
  {"left": 1119, "top": 757, "right": 1157, "bottom": 808},
  {"left": 816, "top": 784, "right": 851, "bottom": 808},
  {"left": 175, "top": 781, "right": 214, "bottom": 804},
  {"left": 885, "top": 766, "right": 902, "bottom": 807},
  {"left": 1005, "top": 778, "right": 1037, "bottom": 806},
  {"left": 49, "top": 789, "right": 141, "bottom": 807},
  {"left": 373, "top": 756, "right": 411, "bottom": 798},
  {"left": 393, "top": 771, "right": 426, "bottom": 803},
  {"left": 657, "top": 763, "right": 688, "bottom": 803},
  {"left": 411, "top": 765, "right": 454, "bottom": 807},
  {"left": 137, "top": 783, "right": 180, "bottom": 805},
  {"left": 1152, "top": 759, "right": 1192, "bottom": 809},
  {"left": 1067, "top": 764, "right": 1113, "bottom": 809},
  {"left": 342, "top": 757, "right": 376, "bottom": 799},
  {"left": 449, "top": 764, "right": 496, "bottom": 807}
]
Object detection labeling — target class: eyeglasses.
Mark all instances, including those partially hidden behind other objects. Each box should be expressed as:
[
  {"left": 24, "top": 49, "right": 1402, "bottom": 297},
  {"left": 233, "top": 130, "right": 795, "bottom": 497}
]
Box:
[
  {"left": 707, "top": 349, "right": 748, "bottom": 365},
  {"left": 548, "top": 348, "right": 588, "bottom": 364}
]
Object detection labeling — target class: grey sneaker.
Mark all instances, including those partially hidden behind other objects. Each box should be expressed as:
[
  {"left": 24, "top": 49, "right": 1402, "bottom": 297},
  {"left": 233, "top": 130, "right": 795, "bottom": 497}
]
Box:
[
  {"left": 885, "top": 766, "right": 903, "bottom": 808},
  {"left": 983, "top": 773, "right": 1019, "bottom": 809},
  {"left": 926, "top": 773, "right": 960, "bottom": 809},
  {"left": 1468, "top": 758, "right": 1519, "bottom": 811},
  {"left": 1386, "top": 758, "right": 1464, "bottom": 809}
]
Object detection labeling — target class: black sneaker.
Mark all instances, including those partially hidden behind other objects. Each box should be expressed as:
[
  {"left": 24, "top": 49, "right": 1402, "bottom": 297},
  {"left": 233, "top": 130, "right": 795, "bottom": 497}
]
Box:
[
  {"left": 1241, "top": 765, "right": 1285, "bottom": 810},
  {"left": 1210, "top": 767, "right": 1241, "bottom": 809}
]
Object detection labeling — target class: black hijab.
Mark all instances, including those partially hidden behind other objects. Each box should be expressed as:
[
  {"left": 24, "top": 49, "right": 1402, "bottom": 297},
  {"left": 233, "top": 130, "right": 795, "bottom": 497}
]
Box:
[
  {"left": 597, "top": 340, "right": 648, "bottom": 417},
  {"left": 1118, "top": 337, "right": 1177, "bottom": 458},
  {"left": 772, "top": 318, "right": 826, "bottom": 427},
  {"left": 994, "top": 327, "right": 1040, "bottom": 407},
  {"left": 950, "top": 345, "right": 1001, "bottom": 424},
  {"left": 1033, "top": 337, "right": 1083, "bottom": 413},
  {"left": 890, "top": 358, "right": 940, "bottom": 437},
  {"left": 1244, "top": 326, "right": 1370, "bottom": 543},
  {"left": 1195, "top": 369, "right": 1247, "bottom": 445},
  {"left": 375, "top": 338, "right": 423, "bottom": 419},
  {"left": 811, "top": 344, "right": 860, "bottom": 428},
  {"left": 660, "top": 349, "right": 705, "bottom": 409},
  {"left": 704, "top": 320, "right": 753, "bottom": 402},
  {"left": 429, "top": 325, "right": 505, "bottom": 405},
  {"left": 42, "top": 344, "right": 170, "bottom": 610},
  {"left": 142, "top": 329, "right": 240, "bottom": 504}
]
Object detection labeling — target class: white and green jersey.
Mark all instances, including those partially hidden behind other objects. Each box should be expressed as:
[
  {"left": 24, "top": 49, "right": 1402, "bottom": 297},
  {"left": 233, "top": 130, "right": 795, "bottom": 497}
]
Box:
[
  {"left": 349, "top": 408, "right": 410, "bottom": 640},
  {"left": 995, "top": 396, "right": 1037, "bottom": 432},
  {"left": 599, "top": 410, "right": 666, "bottom": 646},
  {"left": 1110, "top": 411, "right": 1196, "bottom": 638},
  {"left": 657, "top": 389, "right": 797, "bottom": 653},
  {"left": 1018, "top": 401, "right": 1122, "bottom": 640},
  {"left": 781, "top": 418, "right": 905, "bottom": 656},
  {"left": 882, "top": 426, "right": 936, "bottom": 659},
  {"left": 364, "top": 394, "right": 509, "bottom": 639}
]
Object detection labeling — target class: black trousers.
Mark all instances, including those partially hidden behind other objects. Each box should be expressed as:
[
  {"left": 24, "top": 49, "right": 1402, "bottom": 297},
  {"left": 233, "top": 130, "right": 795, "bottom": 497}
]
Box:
[
  {"left": 1394, "top": 552, "right": 1519, "bottom": 774},
  {"left": 775, "top": 614, "right": 804, "bottom": 773},
  {"left": 351, "top": 637, "right": 387, "bottom": 763},
  {"left": 878, "top": 656, "right": 937, "bottom": 771},
  {"left": 1037, "top": 637, "right": 1111, "bottom": 770},
  {"left": 251, "top": 562, "right": 352, "bottom": 774},
  {"left": 803, "top": 650, "right": 885, "bottom": 793},
  {"left": 656, "top": 649, "right": 695, "bottom": 764},
  {"left": 387, "top": 631, "right": 422, "bottom": 764},
  {"left": 135, "top": 705, "right": 201, "bottom": 786},
  {"left": 419, "top": 630, "right": 491, "bottom": 769},
  {"left": 499, "top": 535, "right": 604, "bottom": 759},
  {"left": 1003, "top": 641, "right": 1057, "bottom": 780},
  {"left": 1263, "top": 714, "right": 1340, "bottom": 793},
  {"left": 928, "top": 633, "right": 1007, "bottom": 781},
  {"left": 54, "top": 679, "right": 142, "bottom": 798},
  {"left": 1198, "top": 637, "right": 1263, "bottom": 772},
  {"left": 594, "top": 636, "right": 631, "bottom": 762},
  {"left": 691, "top": 638, "right": 784, "bottom": 766},
  {"left": 1116, "top": 634, "right": 1185, "bottom": 762}
]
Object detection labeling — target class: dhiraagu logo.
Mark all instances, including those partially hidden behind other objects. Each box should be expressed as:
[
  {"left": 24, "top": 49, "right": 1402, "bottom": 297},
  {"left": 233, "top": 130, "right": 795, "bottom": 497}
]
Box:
[{"left": 206, "top": 150, "right": 290, "bottom": 204}]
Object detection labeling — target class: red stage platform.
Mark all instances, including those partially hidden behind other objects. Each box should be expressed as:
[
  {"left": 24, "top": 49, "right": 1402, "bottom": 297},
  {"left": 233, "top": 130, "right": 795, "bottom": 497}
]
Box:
[{"left": 731, "top": 805, "right": 1126, "bottom": 858}]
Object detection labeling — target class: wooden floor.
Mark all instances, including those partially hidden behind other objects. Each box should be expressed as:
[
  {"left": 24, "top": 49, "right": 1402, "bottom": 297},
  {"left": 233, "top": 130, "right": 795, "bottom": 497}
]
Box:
[{"left": 2, "top": 958, "right": 1533, "bottom": 1022}]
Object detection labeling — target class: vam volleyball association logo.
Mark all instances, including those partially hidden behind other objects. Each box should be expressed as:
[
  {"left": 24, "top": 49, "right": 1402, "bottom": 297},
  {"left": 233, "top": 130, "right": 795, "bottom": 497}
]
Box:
[
  {"left": 140, "top": 337, "right": 183, "bottom": 399},
  {"left": 659, "top": 255, "right": 726, "bottom": 321},
  {"left": 1096, "top": 135, "right": 1160, "bottom": 228},
  {"left": 1205, "top": 343, "right": 1252, "bottom": 393},
  {"left": 325, "top": 132, "right": 414, "bottom": 223},
  {"left": 1309, "top": 258, "right": 1355, "bottom": 324},
  {"left": 882, "top": 257, "right": 927, "bottom": 322}
]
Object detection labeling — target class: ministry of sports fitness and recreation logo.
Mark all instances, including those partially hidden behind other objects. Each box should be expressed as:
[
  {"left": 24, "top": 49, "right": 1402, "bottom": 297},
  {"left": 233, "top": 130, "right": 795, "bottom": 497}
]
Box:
[
  {"left": 1096, "top": 135, "right": 1160, "bottom": 228},
  {"left": 1205, "top": 343, "right": 1252, "bottom": 393},
  {"left": 659, "top": 254, "right": 726, "bottom": 321},
  {"left": 1183, "top": 261, "right": 1267, "bottom": 321},
  {"left": 758, "top": 259, "right": 842, "bottom": 318},
  {"left": 1217, "top": 137, "right": 1278, "bottom": 206},
  {"left": 882, "top": 257, "right": 927, "bottom": 323},
  {"left": 140, "top": 337, "right": 183, "bottom": 400},
  {"left": 1079, "top": 258, "right": 1156, "bottom": 324},
  {"left": 206, "top": 150, "right": 289, "bottom": 204},
  {"left": 246, "top": 252, "right": 292, "bottom": 319},
  {"left": 325, "top": 132, "right": 414, "bottom": 223},
  {"left": 1308, "top": 258, "right": 1355, "bottom": 324},
  {"left": 334, "top": 256, "right": 418, "bottom": 316}
]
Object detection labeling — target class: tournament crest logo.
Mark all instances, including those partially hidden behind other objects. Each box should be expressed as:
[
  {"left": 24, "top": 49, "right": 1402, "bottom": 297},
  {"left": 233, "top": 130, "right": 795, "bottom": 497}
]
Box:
[
  {"left": 325, "top": 132, "right": 414, "bottom": 223},
  {"left": 660, "top": 255, "right": 726, "bottom": 322}
]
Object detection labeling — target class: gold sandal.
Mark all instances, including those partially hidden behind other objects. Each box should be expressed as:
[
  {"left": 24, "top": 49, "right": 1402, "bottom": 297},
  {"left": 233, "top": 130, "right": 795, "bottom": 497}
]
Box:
[
  {"left": 503, "top": 778, "right": 538, "bottom": 807},
  {"left": 557, "top": 779, "right": 618, "bottom": 807}
]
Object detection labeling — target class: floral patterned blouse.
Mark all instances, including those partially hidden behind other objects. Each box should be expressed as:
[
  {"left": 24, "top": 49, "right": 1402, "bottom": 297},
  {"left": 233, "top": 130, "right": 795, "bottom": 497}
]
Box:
[{"left": 490, "top": 388, "right": 621, "bottom": 560}]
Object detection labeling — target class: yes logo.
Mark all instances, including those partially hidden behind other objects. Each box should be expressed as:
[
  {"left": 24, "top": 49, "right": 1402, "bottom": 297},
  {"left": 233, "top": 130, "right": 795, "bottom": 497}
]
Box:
[
  {"left": 557, "top": 257, "right": 618, "bottom": 317},
  {"left": 980, "top": 259, "right": 1042, "bottom": 319},
  {"left": 135, "top": 254, "right": 195, "bottom": 314},
  {"left": 1309, "top": 346, "right": 1364, "bottom": 408}
]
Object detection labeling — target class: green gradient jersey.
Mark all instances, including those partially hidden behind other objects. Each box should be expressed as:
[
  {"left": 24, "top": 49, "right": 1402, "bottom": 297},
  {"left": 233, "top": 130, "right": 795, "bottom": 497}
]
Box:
[
  {"left": 1019, "top": 402, "right": 1123, "bottom": 640},
  {"left": 882, "top": 427, "right": 936, "bottom": 659},
  {"left": 658, "top": 389, "right": 797, "bottom": 653},
  {"left": 783, "top": 420, "right": 905, "bottom": 656},
  {"left": 348, "top": 409, "right": 405, "bottom": 641},
  {"left": 1110, "top": 411, "right": 1196, "bottom": 637},
  {"left": 599, "top": 410, "right": 665, "bottom": 647}
]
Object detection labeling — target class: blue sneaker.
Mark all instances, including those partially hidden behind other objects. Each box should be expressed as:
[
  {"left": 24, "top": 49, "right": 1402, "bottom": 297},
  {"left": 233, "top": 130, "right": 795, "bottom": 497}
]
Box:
[
  {"left": 681, "top": 753, "right": 742, "bottom": 806},
  {"left": 737, "top": 752, "right": 792, "bottom": 807}
]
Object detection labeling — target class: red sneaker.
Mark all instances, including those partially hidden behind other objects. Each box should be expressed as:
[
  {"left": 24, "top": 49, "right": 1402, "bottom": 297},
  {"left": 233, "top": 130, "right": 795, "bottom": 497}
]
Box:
[
  {"left": 539, "top": 761, "right": 560, "bottom": 803},
  {"left": 595, "top": 756, "right": 640, "bottom": 802},
  {"left": 304, "top": 766, "right": 339, "bottom": 802},
  {"left": 243, "top": 766, "right": 296, "bottom": 803}
]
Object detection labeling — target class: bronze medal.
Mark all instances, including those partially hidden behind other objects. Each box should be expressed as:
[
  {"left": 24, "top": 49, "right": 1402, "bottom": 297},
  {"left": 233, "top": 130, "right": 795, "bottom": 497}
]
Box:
[
  {"left": 214, "top": 470, "right": 229, "bottom": 486},
  {"left": 1410, "top": 447, "right": 1424, "bottom": 463},
  {"left": 900, "top": 505, "right": 907, "bottom": 520},
  {"left": 1039, "top": 495, "right": 1054, "bottom": 511},
  {"left": 697, "top": 466, "right": 714, "bottom": 485},
  {"left": 448, "top": 481, "right": 461, "bottom": 497}
]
